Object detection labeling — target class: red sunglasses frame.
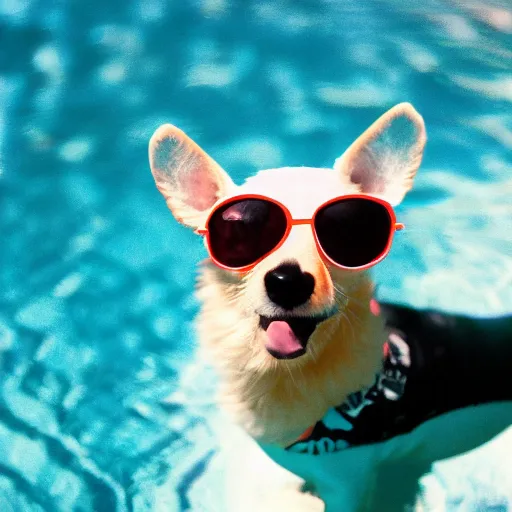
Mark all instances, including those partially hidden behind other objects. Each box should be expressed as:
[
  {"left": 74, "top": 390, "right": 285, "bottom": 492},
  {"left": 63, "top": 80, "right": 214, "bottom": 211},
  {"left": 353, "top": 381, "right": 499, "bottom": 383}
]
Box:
[{"left": 195, "top": 193, "right": 404, "bottom": 272}]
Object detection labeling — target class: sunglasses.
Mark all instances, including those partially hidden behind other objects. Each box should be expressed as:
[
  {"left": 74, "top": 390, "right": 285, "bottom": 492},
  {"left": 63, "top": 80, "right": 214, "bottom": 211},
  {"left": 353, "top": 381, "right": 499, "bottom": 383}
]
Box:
[{"left": 196, "top": 194, "right": 404, "bottom": 272}]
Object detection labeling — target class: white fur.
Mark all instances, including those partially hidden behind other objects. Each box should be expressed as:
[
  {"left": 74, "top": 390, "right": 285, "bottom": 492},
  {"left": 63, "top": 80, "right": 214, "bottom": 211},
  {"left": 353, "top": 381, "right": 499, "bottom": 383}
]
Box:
[{"left": 239, "top": 167, "right": 352, "bottom": 218}]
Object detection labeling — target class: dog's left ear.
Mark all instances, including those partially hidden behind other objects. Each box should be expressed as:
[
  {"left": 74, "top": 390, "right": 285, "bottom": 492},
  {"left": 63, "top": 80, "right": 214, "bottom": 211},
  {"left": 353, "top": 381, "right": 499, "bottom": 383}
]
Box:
[
  {"left": 149, "top": 124, "right": 235, "bottom": 230},
  {"left": 334, "top": 103, "right": 426, "bottom": 205}
]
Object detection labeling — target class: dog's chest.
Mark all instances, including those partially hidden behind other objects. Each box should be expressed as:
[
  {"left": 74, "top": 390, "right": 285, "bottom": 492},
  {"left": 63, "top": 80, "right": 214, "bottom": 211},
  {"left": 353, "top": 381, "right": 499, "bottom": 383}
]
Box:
[{"left": 263, "top": 326, "right": 413, "bottom": 460}]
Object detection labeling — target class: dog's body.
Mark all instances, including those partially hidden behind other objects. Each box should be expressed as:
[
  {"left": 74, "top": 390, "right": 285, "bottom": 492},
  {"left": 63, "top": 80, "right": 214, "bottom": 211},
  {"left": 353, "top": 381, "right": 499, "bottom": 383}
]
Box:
[{"left": 148, "top": 104, "right": 512, "bottom": 511}]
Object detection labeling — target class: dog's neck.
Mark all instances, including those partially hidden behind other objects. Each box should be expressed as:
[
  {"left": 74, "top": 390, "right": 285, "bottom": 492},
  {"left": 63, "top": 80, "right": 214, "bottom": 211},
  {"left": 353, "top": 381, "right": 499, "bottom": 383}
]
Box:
[{"left": 196, "top": 265, "right": 387, "bottom": 447}]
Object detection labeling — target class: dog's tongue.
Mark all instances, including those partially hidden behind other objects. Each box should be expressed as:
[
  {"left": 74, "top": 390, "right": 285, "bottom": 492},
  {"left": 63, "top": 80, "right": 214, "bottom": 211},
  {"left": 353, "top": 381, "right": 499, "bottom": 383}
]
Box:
[{"left": 265, "top": 321, "right": 304, "bottom": 359}]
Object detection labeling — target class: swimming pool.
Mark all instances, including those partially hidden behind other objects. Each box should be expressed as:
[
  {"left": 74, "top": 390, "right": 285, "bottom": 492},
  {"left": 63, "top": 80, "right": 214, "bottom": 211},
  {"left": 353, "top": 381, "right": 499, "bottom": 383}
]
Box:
[{"left": 0, "top": 0, "right": 511, "bottom": 510}]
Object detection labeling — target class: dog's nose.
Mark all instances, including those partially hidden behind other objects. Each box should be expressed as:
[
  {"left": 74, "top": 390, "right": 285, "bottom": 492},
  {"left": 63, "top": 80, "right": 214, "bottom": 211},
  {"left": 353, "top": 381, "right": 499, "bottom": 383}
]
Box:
[{"left": 264, "top": 262, "right": 315, "bottom": 310}]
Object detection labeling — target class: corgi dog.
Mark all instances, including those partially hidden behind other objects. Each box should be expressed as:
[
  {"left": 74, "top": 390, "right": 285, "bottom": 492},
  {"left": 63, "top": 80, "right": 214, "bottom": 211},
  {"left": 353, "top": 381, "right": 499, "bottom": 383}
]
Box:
[{"left": 148, "top": 104, "right": 512, "bottom": 512}]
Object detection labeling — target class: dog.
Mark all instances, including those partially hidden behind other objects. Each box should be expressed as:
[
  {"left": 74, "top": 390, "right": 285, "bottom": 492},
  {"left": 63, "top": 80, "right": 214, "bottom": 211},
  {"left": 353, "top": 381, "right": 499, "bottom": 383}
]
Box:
[{"left": 148, "top": 103, "right": 512, "bottom": 511}]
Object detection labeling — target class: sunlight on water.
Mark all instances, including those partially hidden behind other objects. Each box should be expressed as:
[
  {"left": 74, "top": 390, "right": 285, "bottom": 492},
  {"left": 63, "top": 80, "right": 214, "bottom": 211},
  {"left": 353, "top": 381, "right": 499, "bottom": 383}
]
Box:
[{"left": 0, "top": 0, "right": 510, "bottom": 510}]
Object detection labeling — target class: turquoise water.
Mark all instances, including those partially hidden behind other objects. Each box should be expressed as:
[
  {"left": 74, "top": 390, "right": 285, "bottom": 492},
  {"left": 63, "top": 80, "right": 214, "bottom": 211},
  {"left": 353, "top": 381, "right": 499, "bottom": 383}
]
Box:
[{"left": 0, "top": 0, "right": 511, "bottom": 510}]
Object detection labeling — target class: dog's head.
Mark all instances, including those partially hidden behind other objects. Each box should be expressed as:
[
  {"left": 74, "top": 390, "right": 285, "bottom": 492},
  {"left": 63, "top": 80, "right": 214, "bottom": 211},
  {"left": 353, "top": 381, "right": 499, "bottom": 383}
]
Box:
[{"left": 148, "top": 104, "right": 425, "bottom": 436}]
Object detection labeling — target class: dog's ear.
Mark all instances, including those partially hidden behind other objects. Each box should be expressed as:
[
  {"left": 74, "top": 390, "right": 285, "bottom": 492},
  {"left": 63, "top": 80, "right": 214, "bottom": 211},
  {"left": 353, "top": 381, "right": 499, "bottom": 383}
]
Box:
[
  {"left": 149, "top": 124, "right": 235, "bottom": 229},
  {"left": 334, "top": 103, "right": 426, "bottom": 205}
]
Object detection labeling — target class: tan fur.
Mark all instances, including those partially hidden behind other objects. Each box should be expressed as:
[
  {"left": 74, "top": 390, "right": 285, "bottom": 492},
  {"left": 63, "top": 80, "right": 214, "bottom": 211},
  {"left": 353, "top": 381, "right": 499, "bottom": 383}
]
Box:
[{"left": 196, "top": 260, "right": 386, "bottom": 446}]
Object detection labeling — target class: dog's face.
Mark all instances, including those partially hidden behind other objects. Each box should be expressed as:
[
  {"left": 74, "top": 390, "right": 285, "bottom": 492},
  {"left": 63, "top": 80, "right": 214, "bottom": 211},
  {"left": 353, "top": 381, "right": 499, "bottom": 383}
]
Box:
[{"left": 148, "top": 103, "right": 425, "bottom": 391}]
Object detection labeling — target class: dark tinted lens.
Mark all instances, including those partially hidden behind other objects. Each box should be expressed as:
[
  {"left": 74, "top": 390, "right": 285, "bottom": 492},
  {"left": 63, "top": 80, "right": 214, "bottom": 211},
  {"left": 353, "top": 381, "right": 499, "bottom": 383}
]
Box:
[
  {"left": 207, "top": 198, "right": 287, "bottom": 268},
  {"left": 314, "top": 198, "right": 392, "bottom": 268}
]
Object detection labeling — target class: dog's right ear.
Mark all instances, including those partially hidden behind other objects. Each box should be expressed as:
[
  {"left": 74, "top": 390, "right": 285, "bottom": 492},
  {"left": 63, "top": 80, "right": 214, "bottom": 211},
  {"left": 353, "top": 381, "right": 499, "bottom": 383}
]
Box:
[
  {"left": 149, "top": 124, "right": 235, "bottom": 230},
  {"left": 334, "top": 103, "right": 426, "bottom": 206}
]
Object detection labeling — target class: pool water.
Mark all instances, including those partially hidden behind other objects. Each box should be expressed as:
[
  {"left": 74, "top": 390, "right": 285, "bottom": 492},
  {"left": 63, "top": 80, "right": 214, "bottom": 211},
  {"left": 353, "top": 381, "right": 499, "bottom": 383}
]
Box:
[{"left": 0, "top": 0, "right": 511, "bottom": 510}]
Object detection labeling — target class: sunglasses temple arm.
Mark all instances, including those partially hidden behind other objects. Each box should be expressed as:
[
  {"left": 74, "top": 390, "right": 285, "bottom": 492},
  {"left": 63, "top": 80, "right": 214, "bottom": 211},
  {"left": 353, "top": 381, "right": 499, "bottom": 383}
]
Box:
[{"left": 395, "top": 222, "right": 405, "bottom": 231}]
